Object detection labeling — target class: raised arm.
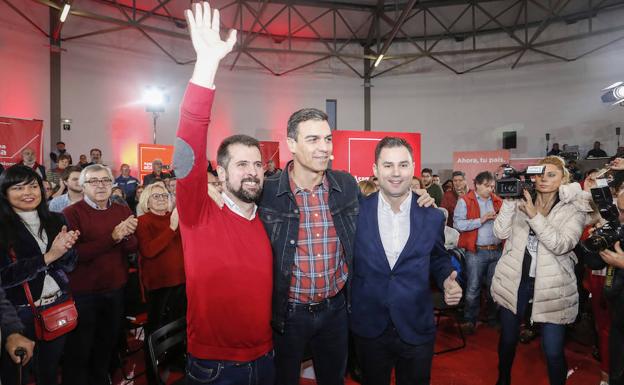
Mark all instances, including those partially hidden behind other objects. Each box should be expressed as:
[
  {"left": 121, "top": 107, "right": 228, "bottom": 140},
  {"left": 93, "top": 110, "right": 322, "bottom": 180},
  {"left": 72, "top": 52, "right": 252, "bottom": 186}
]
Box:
[{"left": 173, "top": 2, "right": 237, "bottom": 226}]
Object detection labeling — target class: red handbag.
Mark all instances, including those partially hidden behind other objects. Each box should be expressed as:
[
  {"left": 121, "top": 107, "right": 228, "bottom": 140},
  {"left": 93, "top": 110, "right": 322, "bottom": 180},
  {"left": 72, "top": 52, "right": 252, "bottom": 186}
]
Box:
[{"left": 10, "top": 250, "right": 78, "bottom": 341}]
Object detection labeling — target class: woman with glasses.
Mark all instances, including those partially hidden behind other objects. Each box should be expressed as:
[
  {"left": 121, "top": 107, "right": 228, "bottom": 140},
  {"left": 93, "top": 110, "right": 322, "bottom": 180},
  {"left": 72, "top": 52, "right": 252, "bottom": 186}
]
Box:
[
  {"left": 0, "top": 165, "right": 79, "bottom": 385},
  {"left": 135, "top": 182, "right": 185, "bottom": 384}
]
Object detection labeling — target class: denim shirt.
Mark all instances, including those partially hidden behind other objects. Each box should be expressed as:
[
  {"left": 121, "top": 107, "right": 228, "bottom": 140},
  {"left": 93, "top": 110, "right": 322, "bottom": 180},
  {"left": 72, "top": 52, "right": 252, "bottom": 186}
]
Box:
[{"left": 259, "top": 161, "right": 360, "bottom": 333}]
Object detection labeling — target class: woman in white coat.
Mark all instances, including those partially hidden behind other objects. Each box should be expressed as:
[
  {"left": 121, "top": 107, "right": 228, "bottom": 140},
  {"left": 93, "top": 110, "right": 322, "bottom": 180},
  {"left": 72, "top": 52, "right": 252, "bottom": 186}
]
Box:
[{"left": 491, "top": 156, "right": 594, "bottom": 385}]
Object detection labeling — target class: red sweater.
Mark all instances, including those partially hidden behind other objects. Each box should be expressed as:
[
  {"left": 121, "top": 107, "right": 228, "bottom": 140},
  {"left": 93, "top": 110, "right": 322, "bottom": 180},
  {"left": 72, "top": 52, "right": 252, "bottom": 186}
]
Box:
[
  {"left": 63, "top": 200, "right": 138, "bottom": 294},
  {"left": 136, "top": 211, "right": 185, "bottom": 291},
  {"left": 175, "top": 83, "right": 273, "bottom": 362}
]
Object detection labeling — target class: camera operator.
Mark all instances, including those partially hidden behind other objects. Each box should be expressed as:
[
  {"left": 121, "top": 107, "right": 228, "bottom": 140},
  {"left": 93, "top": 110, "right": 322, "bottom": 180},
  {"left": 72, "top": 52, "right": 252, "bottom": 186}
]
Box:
[
  {"left": 491, "top": 156, "right": 594, "bottom": 385},
  {"left": 575, "top": 174, "right": 624, "bottom": 385}
]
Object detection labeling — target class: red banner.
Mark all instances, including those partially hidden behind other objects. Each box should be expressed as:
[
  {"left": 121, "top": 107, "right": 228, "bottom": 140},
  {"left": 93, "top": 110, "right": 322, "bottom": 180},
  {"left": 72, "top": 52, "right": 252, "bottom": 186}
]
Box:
[
  {"left": 453, "top": 150, "right": 511, "bottom": 184},
  {"left": 137, "top": 144, "right": 174, "bottom": 181},
  {"left": 259, "top": 141, "right": 280, "bottom": 170},
  {"left": 332, "top": 130, "right": 421, "bottom": 181},
  {"left": 0, "top": 117, "right": 44, "bottom": 167}
]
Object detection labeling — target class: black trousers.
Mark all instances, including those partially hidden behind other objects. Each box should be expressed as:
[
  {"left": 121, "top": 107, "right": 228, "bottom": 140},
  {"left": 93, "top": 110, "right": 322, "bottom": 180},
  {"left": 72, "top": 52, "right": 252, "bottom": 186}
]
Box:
[
  {"left": 353, "top": 323, "right": 434, "bottom": 385},
  {"left": 62, "top": 288, "right": 125, "bottom": 385}
]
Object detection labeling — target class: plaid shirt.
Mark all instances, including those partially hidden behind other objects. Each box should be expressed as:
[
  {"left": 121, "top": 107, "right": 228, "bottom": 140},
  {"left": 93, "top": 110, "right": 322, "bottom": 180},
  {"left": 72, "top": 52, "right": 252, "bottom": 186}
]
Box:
[{"left": 288, "top": 172, "right": 348, "bottom": 303}]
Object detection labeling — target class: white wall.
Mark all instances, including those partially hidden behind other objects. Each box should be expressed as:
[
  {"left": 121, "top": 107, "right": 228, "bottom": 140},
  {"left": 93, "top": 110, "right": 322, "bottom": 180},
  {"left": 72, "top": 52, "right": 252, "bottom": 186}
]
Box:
[
  {"left": 2, "top": 1, "right": 624, "bottom": 174},
  {"left": 371, "top": 44, "right": 624, "bottom": 171},
  {"left": 0, "top": 2, "right": 51, "bottom": 161}
]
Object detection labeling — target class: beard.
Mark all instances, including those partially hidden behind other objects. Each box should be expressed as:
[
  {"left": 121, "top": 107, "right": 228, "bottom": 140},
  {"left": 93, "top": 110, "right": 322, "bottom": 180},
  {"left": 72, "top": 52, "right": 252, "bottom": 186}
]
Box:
[{"left": 226, "top": 176, "right": 262, "bottom": 203}]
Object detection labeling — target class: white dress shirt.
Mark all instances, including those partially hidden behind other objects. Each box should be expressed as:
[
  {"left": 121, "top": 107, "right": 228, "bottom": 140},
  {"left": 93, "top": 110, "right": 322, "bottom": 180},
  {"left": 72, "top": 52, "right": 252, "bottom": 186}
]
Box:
[
  {"left": 222, "top": 192, "right": 257, "bottom": 220},
  {"left": 378, "top": 192, "right": 411, "bottom": 270}
]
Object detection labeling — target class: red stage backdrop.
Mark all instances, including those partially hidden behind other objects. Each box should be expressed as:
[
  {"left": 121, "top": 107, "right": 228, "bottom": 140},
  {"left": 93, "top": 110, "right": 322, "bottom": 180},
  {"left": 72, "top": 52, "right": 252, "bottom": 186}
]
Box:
[
  {"left": 453, "top": 150, "right": 510, "bottom": 184},
  {"left": 138, "top": 144, "right": 174, "bottom": 181},
  {"left": 332, "top": 131, "right": 422, "bottom": 181},
  {"left": 259, "top": 141, "right": 280, "bottom": 170},
  {"left": 0, "top": 117, "right": 44, "bottom": 167}
]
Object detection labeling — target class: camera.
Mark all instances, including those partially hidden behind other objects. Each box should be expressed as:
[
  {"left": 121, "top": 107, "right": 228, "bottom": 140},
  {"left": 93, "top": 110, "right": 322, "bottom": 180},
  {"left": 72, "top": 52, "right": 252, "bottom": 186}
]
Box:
[
  {"left": 583, "top": 185, "right": 624, "bottom": 252},
  {"left": 495, "top": 165, "right": 545, "bottom": 199}
]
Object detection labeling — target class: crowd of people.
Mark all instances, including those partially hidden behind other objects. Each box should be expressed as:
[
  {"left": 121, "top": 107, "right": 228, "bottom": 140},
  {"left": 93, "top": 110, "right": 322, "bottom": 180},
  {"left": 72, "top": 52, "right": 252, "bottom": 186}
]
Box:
[{"left": 1, "top": 2, "right": 624, "bottom": 385}]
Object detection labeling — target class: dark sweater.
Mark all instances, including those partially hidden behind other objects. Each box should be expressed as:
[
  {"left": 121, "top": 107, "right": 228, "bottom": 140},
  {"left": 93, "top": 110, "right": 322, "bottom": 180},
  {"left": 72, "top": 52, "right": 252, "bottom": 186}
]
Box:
[
  {"left": 136, "top": 211, "right": 185, "bottom": 291},
  {"left": 63, "top": 200, "right": 138, "bottom": 295}
]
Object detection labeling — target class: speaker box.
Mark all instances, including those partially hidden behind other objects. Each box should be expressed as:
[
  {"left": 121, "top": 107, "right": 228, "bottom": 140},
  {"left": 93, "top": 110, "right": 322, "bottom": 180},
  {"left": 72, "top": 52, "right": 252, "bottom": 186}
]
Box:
[{"left": 503, "top": 131, "right": 517, "bottom": 149}]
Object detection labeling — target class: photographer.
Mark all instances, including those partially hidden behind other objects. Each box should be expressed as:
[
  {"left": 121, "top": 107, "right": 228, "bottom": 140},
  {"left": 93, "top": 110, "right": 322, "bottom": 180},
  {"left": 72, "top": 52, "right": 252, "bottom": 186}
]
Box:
[
  {"left": 491, "top": 156, "right": 594, "bottom": 385},
  {"left": 576, "top": 188, "right": 624, "bottom": 385}
]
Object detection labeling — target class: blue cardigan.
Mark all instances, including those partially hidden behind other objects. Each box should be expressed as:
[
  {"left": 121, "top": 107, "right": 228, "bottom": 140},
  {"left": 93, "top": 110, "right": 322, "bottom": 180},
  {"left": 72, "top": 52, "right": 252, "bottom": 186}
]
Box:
[{"left": 350, "top": 192, "right": 453, "bottom": 345}]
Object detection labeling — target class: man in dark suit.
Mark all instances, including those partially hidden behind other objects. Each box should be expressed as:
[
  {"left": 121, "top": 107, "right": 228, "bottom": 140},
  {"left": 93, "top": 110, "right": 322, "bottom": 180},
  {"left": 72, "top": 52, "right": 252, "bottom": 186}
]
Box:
[{"left": 350, "top": 137, "right": 463, "bottom": 385}]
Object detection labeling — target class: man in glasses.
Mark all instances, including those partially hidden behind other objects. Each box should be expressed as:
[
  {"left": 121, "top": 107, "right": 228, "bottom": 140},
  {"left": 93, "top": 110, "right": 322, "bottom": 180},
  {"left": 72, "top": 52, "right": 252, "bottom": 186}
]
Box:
[{"left": 61, "top": 164, "right": 138, "bottom": 385}]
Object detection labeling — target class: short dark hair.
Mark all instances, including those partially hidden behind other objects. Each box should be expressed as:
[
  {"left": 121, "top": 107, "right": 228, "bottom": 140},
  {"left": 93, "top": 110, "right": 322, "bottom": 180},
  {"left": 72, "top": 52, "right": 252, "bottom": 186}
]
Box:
[
  {"left": 56, "top": 141, "right": 65, "bottom": 145},
  {"left": 90, "top": 148, "right": 102, "bottom": 155},
  {"left": 287, "top": 108, "right": 328, "bottom": 140},
  {"left": 374, "top": 137, "right": 413, "bottom": 163},
  {"left": 421, "top": 168, "right": 433, "bottom": 175},
  {"left": 451, "top": 170, "right": 465, "bottom": 178},
  {"left": 474, "top": 171, "right": 495, "bottom": 185},
  {"left": 61, "top": 165, "right": 82, "bottom": 181},
  {"left": 58, "top": 154, "right": 71, "bottom": 162},
  {"left": 217, "top": 135, "right": 261, "bottom": 168},
  {"left": 433, "top": 174, "right": 439, "bottom": 178}
]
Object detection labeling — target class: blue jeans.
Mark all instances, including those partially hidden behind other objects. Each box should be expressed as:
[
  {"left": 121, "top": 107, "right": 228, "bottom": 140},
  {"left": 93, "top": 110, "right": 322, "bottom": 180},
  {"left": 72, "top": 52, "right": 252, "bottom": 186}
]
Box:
[
  {"left": 498, "top": 278, "right": 567, "bottom": 385},
  {"left": 463, "top": 248, "right": 501, "bottom": 324},
  {"left": 274, "top": 292, "right": 348, "bottom": 385},
  {"left": 186, "top": 350, "right": 275, "bottom": 385}
]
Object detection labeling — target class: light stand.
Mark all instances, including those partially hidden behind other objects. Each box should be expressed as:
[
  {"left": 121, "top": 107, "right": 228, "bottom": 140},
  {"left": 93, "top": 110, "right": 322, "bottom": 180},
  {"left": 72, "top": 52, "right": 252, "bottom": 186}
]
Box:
[
  {"left": 545, "top": 133, "right": 550, "bottom": 156},
  {"left": 143, "top": 87, "right": 167, "bottom": 144},
  {"left": 617, "top": 127, "right": 621, "bottom": 149}
]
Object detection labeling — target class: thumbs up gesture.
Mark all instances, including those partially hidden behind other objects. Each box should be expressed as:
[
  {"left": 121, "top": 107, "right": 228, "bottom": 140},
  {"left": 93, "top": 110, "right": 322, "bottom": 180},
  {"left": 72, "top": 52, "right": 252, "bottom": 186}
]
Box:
[{"left": 443, "top": 271, "right": 463, "bottom": 306}]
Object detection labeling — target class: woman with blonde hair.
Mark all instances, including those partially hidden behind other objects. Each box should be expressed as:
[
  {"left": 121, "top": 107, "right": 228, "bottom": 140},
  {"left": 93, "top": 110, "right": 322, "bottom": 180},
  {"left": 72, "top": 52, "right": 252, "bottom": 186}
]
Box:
[
  {"left": 491, "top": 156, "right": 594, "bottom": 385},
  {"left": 135, "top": 182, "right": 185, "bottom": 384},
  {"left": 358, "top": 179, "right": 378, "bottom": 196}
]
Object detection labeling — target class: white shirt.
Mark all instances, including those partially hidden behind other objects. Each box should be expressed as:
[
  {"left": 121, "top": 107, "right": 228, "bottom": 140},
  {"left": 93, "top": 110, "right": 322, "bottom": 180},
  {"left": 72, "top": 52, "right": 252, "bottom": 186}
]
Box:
[
  {"left": 378, "top": 192, "right": 411, "bottom": 270},
  {"left": 222, "top": 192, "right": 257, "bottom": 220}
]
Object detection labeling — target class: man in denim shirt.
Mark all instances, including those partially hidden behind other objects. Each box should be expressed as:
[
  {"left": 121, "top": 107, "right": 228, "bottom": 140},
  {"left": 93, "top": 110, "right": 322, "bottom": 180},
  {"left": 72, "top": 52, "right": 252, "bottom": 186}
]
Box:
[{"left": 454, "top": 171, "right": 502, "bottom": 334}]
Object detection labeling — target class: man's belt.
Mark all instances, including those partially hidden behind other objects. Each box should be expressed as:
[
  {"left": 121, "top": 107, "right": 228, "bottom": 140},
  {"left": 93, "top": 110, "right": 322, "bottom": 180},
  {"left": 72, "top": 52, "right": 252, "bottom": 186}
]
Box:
[
  {"left": 476, "top": 244, "right": 502, "bottom": 251},
  {"left": 288, "top": 292, "right": 344, "bottom": 313}
]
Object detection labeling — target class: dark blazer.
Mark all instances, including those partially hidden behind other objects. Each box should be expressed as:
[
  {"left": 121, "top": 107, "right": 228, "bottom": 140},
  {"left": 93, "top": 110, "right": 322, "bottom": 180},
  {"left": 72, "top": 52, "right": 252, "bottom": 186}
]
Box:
[
  {"left": 350, "top": 191, "right": 453, "bottom": 345},
  {"left": 0, "top": 213, "right": 77, "bottom": 306}
]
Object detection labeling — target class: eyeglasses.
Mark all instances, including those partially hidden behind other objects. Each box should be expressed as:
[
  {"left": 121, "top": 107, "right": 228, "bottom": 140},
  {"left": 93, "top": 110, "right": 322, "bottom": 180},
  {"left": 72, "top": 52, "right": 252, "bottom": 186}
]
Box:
[
  {"left": 85, "top": 178, "right": 113, "bottom": 186},
  {"left": 150, "top": 193, "right": 169, "bottom": 200}
]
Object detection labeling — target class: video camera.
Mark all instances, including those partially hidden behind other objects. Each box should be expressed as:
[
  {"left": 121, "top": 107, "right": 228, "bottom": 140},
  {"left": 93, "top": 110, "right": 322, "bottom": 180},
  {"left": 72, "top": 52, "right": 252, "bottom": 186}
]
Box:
[
  {"left": 495, "top": 165, "right": 546, "bottom": 199},
  {"left": 583, "top": 184, "right": 624, "bottom": 252}
]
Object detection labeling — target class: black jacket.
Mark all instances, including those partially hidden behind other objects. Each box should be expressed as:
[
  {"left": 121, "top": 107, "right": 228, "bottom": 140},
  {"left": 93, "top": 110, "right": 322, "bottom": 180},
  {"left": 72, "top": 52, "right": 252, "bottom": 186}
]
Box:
[
  {"left": 0, "top": 284, "right": 23, "bottom": 336},
  {"left": 0, "top": 213, "right": 77, "bottom": 307},
  {"left": 259, "top": 161, "right": 359, "bottom": 333}
]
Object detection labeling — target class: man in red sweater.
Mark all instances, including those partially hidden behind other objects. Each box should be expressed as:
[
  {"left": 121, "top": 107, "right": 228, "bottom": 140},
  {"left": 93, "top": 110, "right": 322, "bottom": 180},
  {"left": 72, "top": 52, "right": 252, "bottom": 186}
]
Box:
[
  {"left": 62, "top": 164, "right": 138, "bottom": 385},
  {"left": 172, "top": 3, "right": 274, "bottom": 384}
]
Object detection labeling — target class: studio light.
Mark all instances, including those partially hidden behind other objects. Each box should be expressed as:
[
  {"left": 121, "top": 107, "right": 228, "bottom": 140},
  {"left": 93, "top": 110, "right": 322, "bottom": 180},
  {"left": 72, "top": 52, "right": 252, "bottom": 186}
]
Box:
[
  {"left": 142, "top": 86, "right": 166, "bottom": 113},
  {"left": 373, "top": 54, "right": 384, "bottom": 68},
  {"left": 60, "top": 3, "right": 71, "bottom": 22},
  {"left": 601, "top": 81, "right": 624, "bottom": 105}
]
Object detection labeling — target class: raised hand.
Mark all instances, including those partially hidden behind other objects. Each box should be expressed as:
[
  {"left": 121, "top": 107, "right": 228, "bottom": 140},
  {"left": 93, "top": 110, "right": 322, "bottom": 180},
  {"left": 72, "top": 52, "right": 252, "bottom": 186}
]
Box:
[
  {"left": 185, "top": 2, "right": 237, "bottom": 88},
  {"left": 170, "top": 207, "right": 179, "bottom": 231},
  {"left": 414, "top": 189, "right": 436, "bottom": 208},
  {"left": 443, "top": 271, "right": 463, "bottom": 306},
  {"left": 45, "top": 226, "right": 80, "bottom": 264}
]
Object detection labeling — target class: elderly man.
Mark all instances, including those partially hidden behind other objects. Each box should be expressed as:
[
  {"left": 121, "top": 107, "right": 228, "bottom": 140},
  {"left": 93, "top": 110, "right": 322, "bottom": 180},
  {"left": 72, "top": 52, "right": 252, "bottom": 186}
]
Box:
[
  {"left": 19, "top": 148, "right": 46, "bottom": 180},
  {"left": 61, "top": 164, "right": 138, "bottom": 385},
  {"left": 114, "top": 163, "right": 140, "bottom": 205},
  {"left": 143, "top": 159, "right": 174, "bottom": 186}
]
